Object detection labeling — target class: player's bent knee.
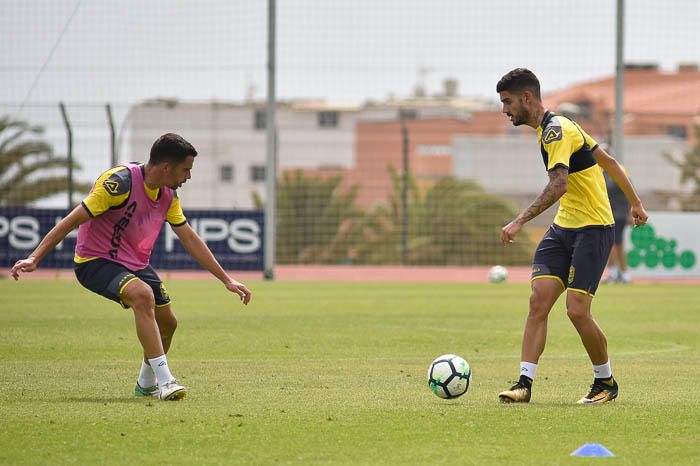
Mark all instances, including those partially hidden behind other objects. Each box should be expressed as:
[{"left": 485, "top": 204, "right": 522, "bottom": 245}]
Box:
[
  {"left": 122, "top": 280, "right": 156, "bottom": 314},
  {"left": 530, "top": 278, "right": 562, "bottom": 304},
  {"left": 566, "top": 299, "right": 591, "bottom": 325},
  {"left": 528, "top": 288, "right": 556, "bottom": 318},
  {"left": 566, "top": 292, "right": 591, "bottom": 319},
  {"left": 528, "top": 295, "right": 548, "bottom": 319}
]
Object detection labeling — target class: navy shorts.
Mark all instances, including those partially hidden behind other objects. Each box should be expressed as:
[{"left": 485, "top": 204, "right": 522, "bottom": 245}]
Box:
[
  {"left": 532, "top": 224, "right": 614, "bottom": 296},
  {"left": 613, "top": 217, "right": 628, "bottom": 245},
  {"left": 74, "top": 258, "right": 171, "bottom": 309}
]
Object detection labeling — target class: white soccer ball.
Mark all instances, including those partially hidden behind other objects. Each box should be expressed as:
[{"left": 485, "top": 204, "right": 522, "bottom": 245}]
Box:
[
  {"left": 427, "top": 354, "right": 472, "bottom": 399},
  {"left": 488, "top": 265, "right": 508, "bottom": 283}
]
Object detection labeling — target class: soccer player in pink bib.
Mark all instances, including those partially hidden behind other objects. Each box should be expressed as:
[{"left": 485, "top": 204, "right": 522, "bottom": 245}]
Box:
[{"left": 10, "top": 133, "right": 252, "bottom": 401}]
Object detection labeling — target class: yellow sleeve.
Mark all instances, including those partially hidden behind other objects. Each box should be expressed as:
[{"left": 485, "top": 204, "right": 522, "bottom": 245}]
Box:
[
  {"left": 81, "top": 166, "right": 131, "bottom": 217},
  {"left": 543, "top": 124, "right": 577, "bottom": 171},
  {"left": 166, "top": 194, "right": 187, "bottom": 226},
  {"left": 583, "top": 131, "right": 598, "bottom": 151}
]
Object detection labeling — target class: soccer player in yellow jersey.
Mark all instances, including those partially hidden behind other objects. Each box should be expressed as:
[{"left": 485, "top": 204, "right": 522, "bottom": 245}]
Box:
[
  {"left": 495, "top": 69, "right": 648, "bottom": 404},
  {"left": 11, "top": 133, "right": 252, "bottom": 401}
]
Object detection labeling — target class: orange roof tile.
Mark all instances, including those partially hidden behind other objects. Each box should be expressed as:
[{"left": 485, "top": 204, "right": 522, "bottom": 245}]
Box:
[{"left": 546, "top": 70, "right": 700, "bottom": 116}]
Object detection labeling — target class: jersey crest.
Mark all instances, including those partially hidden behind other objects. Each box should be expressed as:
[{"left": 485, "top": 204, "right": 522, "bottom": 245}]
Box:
[
  {"left": 543, "top": 127, "right": 563, "bottom": 144},
  {"left": 102, "top": 168, "right": 131, "bottom": 196},
  {"left": 103, "top": 180, "right": 119, "bottom": 194}
]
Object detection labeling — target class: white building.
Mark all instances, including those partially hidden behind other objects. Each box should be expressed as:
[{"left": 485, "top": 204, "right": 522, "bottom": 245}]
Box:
[
  {"left": 452, "top": 134, "right": 688, "bottom": 212},
  {"left": 125, "top": 96, "right": 487, "bottom": 209},
  {"left": 125, "top": 96, "right": 688, "bottom": 212}
]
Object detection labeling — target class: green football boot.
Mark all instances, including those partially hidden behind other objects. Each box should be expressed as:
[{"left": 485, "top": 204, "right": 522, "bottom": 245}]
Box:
[{"left": 134, "top": 382, "right": 159, "bottom": 397}]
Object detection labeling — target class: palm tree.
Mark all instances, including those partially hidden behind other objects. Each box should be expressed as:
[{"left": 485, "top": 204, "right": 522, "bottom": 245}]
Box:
[
  {"left": 253, "top": 170, "right": 362, "bottom": 263},
  {"left": 0, "top": 116, "right": 90, "bottom": 206},
  {"left": 352, "top": 167, "right": 534, "bottom": 265}
]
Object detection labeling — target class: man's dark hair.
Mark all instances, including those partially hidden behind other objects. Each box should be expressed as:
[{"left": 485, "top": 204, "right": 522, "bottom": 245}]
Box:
[
  {"left": 149, "top": 133, "right": 198, "bottom": 164},
  {"left": 496, "top": 68, "right": 541, "bottom": 99}
]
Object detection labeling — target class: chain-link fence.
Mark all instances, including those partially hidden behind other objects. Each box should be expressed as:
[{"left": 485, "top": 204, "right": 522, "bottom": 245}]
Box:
[{"left": 2, "top": 1, "right": 698, "bottom": 267}]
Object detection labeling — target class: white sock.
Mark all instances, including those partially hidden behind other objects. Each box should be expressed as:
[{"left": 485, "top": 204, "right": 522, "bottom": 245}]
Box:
[
  {"left": 520, "top": 361, "right": 538, "bottom": 381},
  {"left": 593, "top": 361, "right": 612, "bottom": 379},
  {"left": 608, "top": 266, "right": 619, "bottom": 279},
  {"left": 137, "top": 360, "right": 157, "bottom": 388},
  {"left": 148, "top": 354, "right": 175, "bottom": 387}
]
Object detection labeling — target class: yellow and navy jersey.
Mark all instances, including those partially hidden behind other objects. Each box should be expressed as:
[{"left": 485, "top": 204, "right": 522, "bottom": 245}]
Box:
[
  {"left": 81, "top": 164, "right": 187, "bottom": 225},
  {"left": 537, "top": 111, "right": 614, "bottom": 229}
]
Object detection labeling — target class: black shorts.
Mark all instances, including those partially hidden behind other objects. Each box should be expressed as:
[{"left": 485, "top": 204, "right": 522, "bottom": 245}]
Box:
[
  {"left": 532, "top": 224, "right": 614, "bottom": 296},
  {"left": 613, "top": 217, "right": 628, "bottom": 245},
  {"left": 74, "top": 258, "right": 171, "bottom": 309}
]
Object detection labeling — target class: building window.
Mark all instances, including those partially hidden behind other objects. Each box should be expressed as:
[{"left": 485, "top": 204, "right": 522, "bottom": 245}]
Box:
[
  {"left": 666, "top": 125, "right": 687, "bottom": 139},
  {"left": 318, "top": 111, "right": 339, "bottom": 128},
  {"left": 220, "top": 165, "right": 234, "bottom": 183},
  {"left": 250, "top": 165, "right": 266, "bottom": 182},
  {"left": 254, "top": 110, "right": 266, "bottom": 130},
  {"left": 398, "top": 108, "right": 418, "bottom": 120}
]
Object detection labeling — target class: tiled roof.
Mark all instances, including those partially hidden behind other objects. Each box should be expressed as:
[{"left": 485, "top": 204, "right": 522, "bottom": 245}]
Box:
[{"left": 546, "top": 70, "right": 700, "bottom": 115}]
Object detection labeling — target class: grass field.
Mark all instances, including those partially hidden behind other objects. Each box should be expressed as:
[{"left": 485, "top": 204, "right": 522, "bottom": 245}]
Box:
[{"left": 1, "top": 278, "right": 698, "bottom": 465}]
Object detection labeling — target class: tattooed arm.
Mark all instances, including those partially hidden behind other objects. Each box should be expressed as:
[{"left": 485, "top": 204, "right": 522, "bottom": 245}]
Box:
[{"left": 501, "top": 166, "right": 568, "bottom": 245}]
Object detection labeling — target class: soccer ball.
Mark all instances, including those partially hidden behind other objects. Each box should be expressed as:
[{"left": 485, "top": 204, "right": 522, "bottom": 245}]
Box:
[
  {"left": 488, "top": 265, "right": 508, "bottom": 283},
  {"left": 427, "top": 354, "right": 472, "bottom": 399}
]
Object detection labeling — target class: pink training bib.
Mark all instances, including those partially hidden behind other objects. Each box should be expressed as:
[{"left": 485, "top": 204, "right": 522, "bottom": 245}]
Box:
[{"left": 75, "top": 163, "right": 174, "bottom": 271}]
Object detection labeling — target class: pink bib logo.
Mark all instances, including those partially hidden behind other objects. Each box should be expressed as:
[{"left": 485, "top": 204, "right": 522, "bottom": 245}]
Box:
[{"left": 109, "top": 201, "right": 137, "bottom": 260}]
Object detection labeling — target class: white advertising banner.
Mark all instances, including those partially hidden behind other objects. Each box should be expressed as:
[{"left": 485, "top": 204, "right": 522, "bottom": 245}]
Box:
[{"left": 625, "top": 212, "right": 699, "bottom": 278}]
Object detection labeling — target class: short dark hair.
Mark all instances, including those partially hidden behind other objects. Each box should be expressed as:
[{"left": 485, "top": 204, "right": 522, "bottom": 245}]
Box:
[
  {"left": 496, "top": 68, "right": 541, "bottom": 99},
  {"left": 149, "top": 133, "right": 197, "bottom": 164}
]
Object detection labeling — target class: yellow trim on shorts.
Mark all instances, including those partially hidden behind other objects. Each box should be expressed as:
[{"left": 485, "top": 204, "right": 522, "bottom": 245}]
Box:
[
  {"left": 73, "top": 254, "right": 101, "bottom": 264},
  {"left": 531, "top": 274, "right": 566, "bottom": 291},
  {"left": 118, "top": 277, "right": 139, "bottom": 297},
  {"left": 568, "top": 287, "right": 595, "bottom": 297},
  {"left": 155, "top": 302, "right": 172, "bottom": 308}
]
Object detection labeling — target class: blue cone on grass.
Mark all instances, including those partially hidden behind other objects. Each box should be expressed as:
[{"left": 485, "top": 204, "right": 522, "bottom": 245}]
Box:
[{"left": 571, "top": 443, "right": 615, "bottom": 457}]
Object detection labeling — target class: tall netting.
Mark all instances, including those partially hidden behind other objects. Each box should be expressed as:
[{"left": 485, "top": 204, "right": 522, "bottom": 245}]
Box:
[{"left": 1, "top": 0, "right": 698, "bottom": 270}]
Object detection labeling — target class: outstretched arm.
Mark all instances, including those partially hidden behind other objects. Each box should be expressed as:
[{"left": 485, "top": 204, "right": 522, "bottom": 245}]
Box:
[
  {"left": 501, "top": 166, "right": 568, "bottom": 246},
  {"left": 10, "top": 204, "right": 91, "bottom": 280},
  {"left": 593, "top": 146, "right": 649, "bottom": 227},
  {"left": 172, "top": 222, "right": 252, "bottom": 305}
]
